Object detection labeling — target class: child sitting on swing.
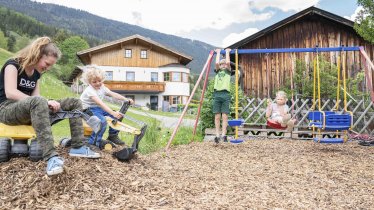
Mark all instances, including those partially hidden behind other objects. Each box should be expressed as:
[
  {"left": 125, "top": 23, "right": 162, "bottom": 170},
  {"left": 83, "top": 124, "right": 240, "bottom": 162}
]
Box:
[{"left": 266, "top": 91, "right": 296, "bottom": 131}]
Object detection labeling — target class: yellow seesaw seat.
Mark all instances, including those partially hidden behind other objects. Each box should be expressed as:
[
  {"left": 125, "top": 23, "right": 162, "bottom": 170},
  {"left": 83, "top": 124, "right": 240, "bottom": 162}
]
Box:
[{"left": 0, "top": 123, "right": 36, "bottom": 139}]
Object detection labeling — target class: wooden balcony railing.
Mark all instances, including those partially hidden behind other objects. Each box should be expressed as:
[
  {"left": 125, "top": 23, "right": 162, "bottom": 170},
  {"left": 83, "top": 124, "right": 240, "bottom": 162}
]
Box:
[{"left": 104, "top": 81, "right": 165, "bottom": 92}]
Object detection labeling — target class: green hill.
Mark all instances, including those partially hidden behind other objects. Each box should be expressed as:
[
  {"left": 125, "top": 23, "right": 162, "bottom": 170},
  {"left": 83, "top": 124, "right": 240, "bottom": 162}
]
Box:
[{"left": 0, "top": 48, "right": 12, "bottom": 64}]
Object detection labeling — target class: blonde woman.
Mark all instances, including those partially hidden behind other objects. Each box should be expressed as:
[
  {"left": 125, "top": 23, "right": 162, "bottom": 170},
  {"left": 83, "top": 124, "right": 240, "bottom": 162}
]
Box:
[{"left": 0, "top": 37, "right": 100, "bottom": 176}]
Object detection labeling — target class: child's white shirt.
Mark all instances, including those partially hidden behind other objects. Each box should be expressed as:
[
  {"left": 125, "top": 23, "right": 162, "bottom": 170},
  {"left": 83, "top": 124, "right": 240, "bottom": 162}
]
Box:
[
  {"left": 80, "top": 85, "right": 110, "bottom": 109},
  {"left": 269, "top": 103, "right": 289, "bottom": 119}
]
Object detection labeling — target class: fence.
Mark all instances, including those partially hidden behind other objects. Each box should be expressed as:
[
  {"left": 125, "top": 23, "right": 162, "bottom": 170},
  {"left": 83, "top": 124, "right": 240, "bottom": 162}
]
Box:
[{"left": 238, "top": 97, "right": 374, "bottom": 136}]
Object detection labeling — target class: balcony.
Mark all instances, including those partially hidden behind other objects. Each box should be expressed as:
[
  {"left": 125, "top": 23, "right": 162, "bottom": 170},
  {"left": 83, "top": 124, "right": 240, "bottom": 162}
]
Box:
[{"left": 104, "top": 81, "right": 165, "bottom": 93}]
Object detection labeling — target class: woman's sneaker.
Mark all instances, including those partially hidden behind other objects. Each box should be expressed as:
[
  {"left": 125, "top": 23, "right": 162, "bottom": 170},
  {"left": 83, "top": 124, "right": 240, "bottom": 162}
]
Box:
[
  {"left": 69, "top": 145, "right": 101, "bottom": 158},
  {"left": 46, "top": 156, "right": 64, "bottom": 176}
]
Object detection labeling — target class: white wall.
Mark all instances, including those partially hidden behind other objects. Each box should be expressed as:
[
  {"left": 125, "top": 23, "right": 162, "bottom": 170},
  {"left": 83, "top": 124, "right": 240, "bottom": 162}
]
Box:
[{"left": 88, "top": 65, "right": 190, "bottom": 110}]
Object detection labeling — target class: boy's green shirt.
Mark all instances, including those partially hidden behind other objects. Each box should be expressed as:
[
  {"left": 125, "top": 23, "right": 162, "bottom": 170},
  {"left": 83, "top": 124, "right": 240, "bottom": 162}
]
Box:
[{"left": 214, "top": 68, "right": 231, "bottom": 92}]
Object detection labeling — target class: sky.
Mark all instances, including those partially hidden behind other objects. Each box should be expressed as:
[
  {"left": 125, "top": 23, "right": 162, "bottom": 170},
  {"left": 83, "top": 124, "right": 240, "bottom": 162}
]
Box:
[{"left": 33, "top": 0, "right": 361, "bottom": 47}]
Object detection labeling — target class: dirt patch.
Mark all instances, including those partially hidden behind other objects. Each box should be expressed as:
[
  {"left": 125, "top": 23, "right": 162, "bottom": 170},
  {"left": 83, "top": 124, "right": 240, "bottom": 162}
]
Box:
[{"left": 1, "top": 139, "right": 373, "bottom": 209}]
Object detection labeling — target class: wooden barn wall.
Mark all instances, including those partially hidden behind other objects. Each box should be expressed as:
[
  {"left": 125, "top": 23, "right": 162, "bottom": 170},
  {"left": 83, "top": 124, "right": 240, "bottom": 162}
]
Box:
[
  {"left": 239, "top": 18, "right": 374, "bottom": 98},
  {"left": 88, "top": 44, "right": 179, "bottom": 68}
]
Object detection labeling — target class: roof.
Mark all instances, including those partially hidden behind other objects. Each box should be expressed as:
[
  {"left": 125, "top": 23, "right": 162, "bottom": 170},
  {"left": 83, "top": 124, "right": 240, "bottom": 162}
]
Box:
[
  {"left": 77, "top": 34, "right": 193, "bottom": 65},
  {"left": 159, "top": 63, "right": 188, "bottom": 68},
  {"left": 228, "top": 6, "right": 355, "bottom": 49}
]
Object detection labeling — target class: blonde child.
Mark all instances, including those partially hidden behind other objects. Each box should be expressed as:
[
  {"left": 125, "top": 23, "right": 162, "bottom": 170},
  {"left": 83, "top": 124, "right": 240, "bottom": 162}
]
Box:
[
  {"left": 80, "top": 66, "right": 134, "bottom": 149},
  {"left": 266, "top": 91, "right": 295, "bottom": 131}
]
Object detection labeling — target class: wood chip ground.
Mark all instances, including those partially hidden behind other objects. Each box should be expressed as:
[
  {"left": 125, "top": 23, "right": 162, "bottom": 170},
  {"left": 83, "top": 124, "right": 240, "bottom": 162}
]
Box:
[{"left": 1, "top": 139, "right": 373, "bottom": 209}]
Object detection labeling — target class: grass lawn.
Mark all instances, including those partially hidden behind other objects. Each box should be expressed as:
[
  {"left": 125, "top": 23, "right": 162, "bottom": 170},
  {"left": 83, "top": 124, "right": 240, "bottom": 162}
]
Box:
[{"left": 0, "top": 48, "right": 13, "bottom": 64}]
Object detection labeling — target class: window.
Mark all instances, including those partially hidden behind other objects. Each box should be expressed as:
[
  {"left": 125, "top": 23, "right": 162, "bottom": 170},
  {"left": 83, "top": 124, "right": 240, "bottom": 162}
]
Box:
[
  {"left": 172, "top": 72, "right": 181, "bottom": 82},
  {"left": 182, "top": 73, "right": 189, "bottom": 83},
  {"left": 140, "top": 50, "right": 147, "bottom": 59},
  {"left": 105, "top": 71, "right": 113, "bottom": 81},
  {"left": 172, "top": 96, "right": 181, "bottom": 104},
  {"left": 163, "top": 72, "right": 170, "bottom": 81},
  {"left": 126, "top": 71, "right": 135, "bottom": 81},
  {"left": 163, "top": 96, "right": 170, "bottom": 103},
  {"left": 125, "top": 49, "right": 132, "bottom": 58},
  {"left": 151, "top": 72, "right": 158, "bottom": 82}
]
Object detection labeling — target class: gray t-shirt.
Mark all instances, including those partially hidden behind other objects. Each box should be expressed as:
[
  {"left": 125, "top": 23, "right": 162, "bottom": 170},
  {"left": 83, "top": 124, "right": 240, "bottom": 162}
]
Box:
[{"left": 80, "top": 85, "right": 110, "bottom": 109}]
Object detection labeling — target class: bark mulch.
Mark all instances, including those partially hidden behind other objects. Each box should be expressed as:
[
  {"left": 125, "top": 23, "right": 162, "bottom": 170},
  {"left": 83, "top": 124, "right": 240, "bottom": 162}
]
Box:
[{"left": 1, "top": 139, "right": 373, "bottom": 209}]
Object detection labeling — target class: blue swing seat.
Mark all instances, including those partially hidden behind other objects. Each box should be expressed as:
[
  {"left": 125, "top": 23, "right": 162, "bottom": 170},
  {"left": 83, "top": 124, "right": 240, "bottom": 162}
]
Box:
[
  {"left": 308, "top": 111, "right": 351, "bottom": 130},
  {"left": 228, "top": 119, "right": 244, "bottom": 127},
  {"left": 313, "top": 138, "right": 344, "bottom": 144}
]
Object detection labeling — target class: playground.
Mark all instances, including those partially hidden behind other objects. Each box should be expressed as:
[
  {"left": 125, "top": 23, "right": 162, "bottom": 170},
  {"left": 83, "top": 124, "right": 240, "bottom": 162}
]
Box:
[
  {"left": 1, "top": 43, "right": 374, "bottom": 209},
  {"left": 1, "top": 139, "right": 373, "bottom": 209}
]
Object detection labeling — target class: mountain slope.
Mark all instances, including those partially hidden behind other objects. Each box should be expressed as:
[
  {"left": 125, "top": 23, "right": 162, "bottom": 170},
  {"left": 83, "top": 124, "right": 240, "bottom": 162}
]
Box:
[{"left": 0, "top": 0, "right": 215, "bottom": 73}]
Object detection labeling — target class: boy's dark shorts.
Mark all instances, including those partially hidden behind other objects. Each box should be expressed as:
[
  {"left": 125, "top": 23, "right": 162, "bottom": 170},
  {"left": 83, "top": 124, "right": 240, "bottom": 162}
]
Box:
[{"left": 213, "top": 90, "right": 231, "bottom": 114}]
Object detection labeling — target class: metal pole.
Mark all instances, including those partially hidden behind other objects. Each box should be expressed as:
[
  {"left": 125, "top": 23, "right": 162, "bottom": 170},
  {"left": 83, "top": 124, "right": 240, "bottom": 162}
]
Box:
[
  {"left": 192, "top": 51, "right": 214, "bottom": 138},
  {"left": 165, "top": 51, "right": 215, "bottom": 151}
]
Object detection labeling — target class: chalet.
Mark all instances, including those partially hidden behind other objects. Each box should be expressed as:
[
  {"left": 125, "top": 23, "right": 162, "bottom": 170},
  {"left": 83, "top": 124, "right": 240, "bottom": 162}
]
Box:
[
  {"left": 68, "top": 34, "right": 193, "bottom": 111},
  {"left": 228, "top": 6, "right": 374, "bottom": 98}
]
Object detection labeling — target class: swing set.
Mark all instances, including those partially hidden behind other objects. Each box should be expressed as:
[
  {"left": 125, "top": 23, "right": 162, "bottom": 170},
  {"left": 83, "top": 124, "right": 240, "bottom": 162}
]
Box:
[
  {"left": 308, "top": 48, "right": 353, "bottom": 143},
  {"left": 165, "top": 46, "right": 374, "bottom": 150}
]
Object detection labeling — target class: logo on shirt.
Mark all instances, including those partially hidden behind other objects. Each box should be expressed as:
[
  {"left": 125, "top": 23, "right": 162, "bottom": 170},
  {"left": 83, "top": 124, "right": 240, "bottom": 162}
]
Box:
[{"left": 19, "top": 78, "right": 36, "bottom": 88}]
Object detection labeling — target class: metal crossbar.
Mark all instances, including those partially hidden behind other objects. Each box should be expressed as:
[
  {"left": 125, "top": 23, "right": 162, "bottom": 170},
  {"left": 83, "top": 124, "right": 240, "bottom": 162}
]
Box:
[{"left": 217, "top": 47, "right": 361, "bottom": 55}]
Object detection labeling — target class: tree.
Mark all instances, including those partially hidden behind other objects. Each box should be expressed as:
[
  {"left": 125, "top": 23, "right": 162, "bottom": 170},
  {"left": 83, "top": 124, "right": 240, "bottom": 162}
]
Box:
[
  {"left": 58, "top": 36, "right": 89, "bottom": 65},
  {"left": 53, "top": 29, "right": 70, "bottom": 45},
  {"left": 57, "top": 36, "right": 89, "bottom": 81},
  {"left": 7, "top": 35, "right": 16, "bottom": 52},
  {"left": 354, "top": 0, "right": 374, "bottom": 44}
]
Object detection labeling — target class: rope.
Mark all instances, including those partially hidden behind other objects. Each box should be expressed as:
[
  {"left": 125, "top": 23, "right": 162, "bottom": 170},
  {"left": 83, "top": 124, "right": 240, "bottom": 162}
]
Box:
[
  {"left": 335, "top": 53, "right": 341, "bottom": 111},
  {"left": 235, "top": 49, "right": 239, "bottom": 139}
]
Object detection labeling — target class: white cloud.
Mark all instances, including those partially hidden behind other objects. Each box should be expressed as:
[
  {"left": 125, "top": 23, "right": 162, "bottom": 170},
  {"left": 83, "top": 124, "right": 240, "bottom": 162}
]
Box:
[
  {"left": 222, "top": 28, "right": 259, "bottom": 48},
  {"left": 32, "top": 0, "right": 323, "bottom": 46},
  {"left": 344, "top": 6, "right": 363, "bottom": 21},
  {"left": 249, "top": 0, "right": 320, "bottom": 12},
  {"left": 33, "top": 0, "right": 275, "bottom": 35}
]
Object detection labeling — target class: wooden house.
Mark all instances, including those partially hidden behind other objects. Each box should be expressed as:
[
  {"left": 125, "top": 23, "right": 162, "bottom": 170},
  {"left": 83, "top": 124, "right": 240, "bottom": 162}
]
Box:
[
  {"left": 68, "top": 34, "right": 193, "bottom": 111},
  {"left": 228, "top": 6, "right": 374, "bottom": 98}
]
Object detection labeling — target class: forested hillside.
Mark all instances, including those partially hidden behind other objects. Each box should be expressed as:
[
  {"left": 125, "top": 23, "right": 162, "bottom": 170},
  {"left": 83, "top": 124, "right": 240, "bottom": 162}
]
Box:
[{"left": 0, "top": 0, "right": 215, "bottom": 73}]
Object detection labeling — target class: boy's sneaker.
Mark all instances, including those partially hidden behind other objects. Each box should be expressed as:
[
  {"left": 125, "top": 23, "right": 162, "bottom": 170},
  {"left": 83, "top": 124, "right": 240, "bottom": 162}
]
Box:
[
  {"left": 214, "top": 136, "right": 220, "bottom": 144},
  {"left": 46, "top": 156, "right": 64, "bottom": 176},
  {"left": 222, "top": 136, "right": 228, "bottom": 142},
  {"left": 107, "top": 134, "right": 125, "bottom": 145},
  {"left": 69, "top": 145, "right": 101, "bottom": 158}
]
